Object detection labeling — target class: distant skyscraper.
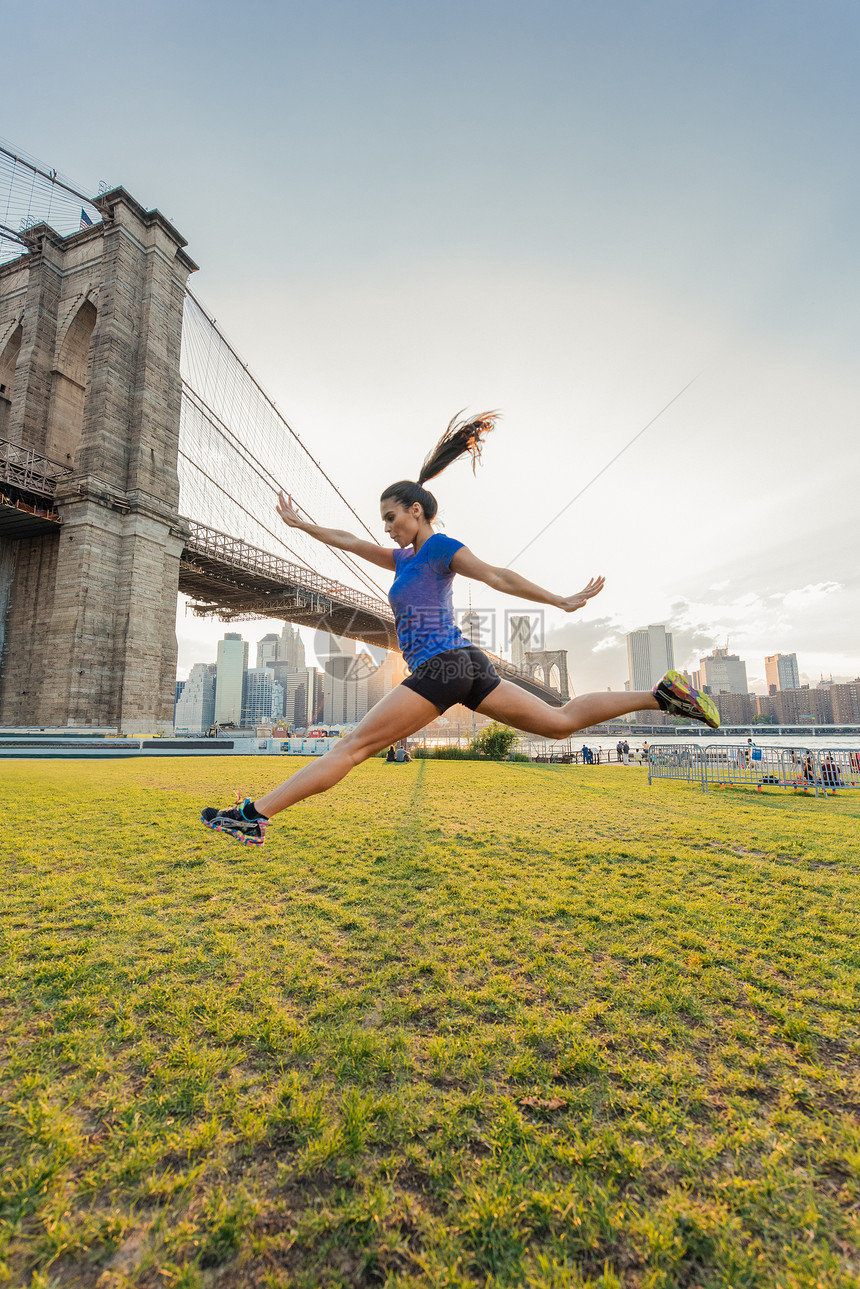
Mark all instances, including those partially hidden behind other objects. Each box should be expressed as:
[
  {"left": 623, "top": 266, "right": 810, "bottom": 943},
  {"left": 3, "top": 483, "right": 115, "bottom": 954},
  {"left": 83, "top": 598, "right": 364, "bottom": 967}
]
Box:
[
  {"left": 287, "top": 668, "right": 315, "bottom": 726},
  {"left": 713, "top": 692, "right": 756, "bottom": 724},
  {"left": 214, "top": 633, "right": 248, "bottom": 725},
  {"left": 279, "top": 623, "right": 306, "bottom": 671},
  {"left": 266, "top": 659, "right": 324, "bottom": 726},
  {"left": 256, "top": 633, "right": 280, "bottom": 669},
  {"left": 829, "top": 679, "right": 860, "bottom": 724},
  {"left": 462, "top": 610, "right": 482, "bottom": 646},
  {"left": 174, "top": 663, "right": 216, "bottom": 735},
  {"left": 242, "top": 667, "right": 274, "bottom": 727},
  {"left": 699, "top": 648, "right": 749, "bottom": 695},
  {"left": 305, "top": 667, "right": 324, "bottom": 725},
  {"left": 323, "top": 655, "right": 367, "bottom": 725},
  {"left": 627, "top": 625, "right": 674, "bottom": 692},
  {"left": 271, "top": 680, "right": 285, "bottom": 721},
  {"left": 319, "top": 635, "right": 363, "bottom": 724},
  {"left": 510, "top": 615, "right": 531, "bottom": 667},
  {"left": 367, "top": 651, "right": 409, "bottom": 710},
  {"left": 765, "top": 653, "right": 800, "bottom": 693}
]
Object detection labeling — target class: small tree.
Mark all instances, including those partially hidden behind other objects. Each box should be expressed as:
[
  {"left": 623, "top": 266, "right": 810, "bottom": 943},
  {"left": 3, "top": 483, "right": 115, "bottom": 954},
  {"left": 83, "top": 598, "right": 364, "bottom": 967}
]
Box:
[{"left": 471, "top": 721, "right": 517, "bottom": 760}]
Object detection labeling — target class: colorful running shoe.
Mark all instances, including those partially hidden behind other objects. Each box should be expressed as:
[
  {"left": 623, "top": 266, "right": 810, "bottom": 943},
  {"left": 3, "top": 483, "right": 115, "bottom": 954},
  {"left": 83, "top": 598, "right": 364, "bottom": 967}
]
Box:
[
  {"left": 201, "top": 798, "right": 268, "bottom": 846},
  {"left": 652, "top": 670, "right": 720, "bottom": 730}
]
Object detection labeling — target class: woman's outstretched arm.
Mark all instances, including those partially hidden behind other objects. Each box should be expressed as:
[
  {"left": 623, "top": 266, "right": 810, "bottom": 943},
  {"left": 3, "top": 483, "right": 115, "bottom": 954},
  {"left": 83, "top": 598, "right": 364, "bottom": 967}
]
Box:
[
  {"left": 450, "top": 546, "right": 604, "bottom": 612},
  {"left": 276, "top": 491, "right": 395, "bottom": 572}
]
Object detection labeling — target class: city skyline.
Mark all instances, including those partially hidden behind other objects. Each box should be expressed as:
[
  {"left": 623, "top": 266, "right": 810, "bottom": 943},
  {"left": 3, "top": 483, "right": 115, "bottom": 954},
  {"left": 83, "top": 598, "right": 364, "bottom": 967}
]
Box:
[
  {"left": 175, "top": 626, "right": 410, "bottom": 731},
  {"left": 177, "top": 583, "right": 856, "bottom": 697},
  {"left": 179, "top": 618, "right": 854, "bottom": 702},
  {"left": 176, "top": 616, "right": 860, "bottom": 732}
]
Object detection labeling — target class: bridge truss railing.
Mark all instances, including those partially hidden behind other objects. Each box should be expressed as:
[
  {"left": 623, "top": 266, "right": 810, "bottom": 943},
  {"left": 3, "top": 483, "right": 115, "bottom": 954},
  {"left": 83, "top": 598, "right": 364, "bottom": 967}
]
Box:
[
  {"left": 182, "top": 519, "right": 391, "bottom": 619},
  {"left": 0, "top": 437, "right": 72, "bottom": 498}
]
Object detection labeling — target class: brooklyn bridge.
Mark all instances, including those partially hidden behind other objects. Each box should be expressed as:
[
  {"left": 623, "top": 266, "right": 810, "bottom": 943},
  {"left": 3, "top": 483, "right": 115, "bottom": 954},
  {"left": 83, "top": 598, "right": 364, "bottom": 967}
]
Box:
[{"left": 0, "top": 144, "right": 569, "bottom": 730}]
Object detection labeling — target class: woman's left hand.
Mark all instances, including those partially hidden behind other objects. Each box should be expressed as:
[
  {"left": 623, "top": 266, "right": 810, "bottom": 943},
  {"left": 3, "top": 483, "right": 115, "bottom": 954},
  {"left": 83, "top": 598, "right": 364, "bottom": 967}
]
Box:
[{"left": 558, "top": 576, "right": 605, "bottom": 612}]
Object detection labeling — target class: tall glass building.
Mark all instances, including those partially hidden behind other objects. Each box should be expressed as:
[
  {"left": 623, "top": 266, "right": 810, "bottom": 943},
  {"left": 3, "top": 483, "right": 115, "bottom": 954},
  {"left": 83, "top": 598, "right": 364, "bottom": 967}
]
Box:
[
  {"left": 626, "top": 625, "right": 674, "bottom": 692},
  {"left": 214, "top": 633, "right": 248, "bottom": 725}
]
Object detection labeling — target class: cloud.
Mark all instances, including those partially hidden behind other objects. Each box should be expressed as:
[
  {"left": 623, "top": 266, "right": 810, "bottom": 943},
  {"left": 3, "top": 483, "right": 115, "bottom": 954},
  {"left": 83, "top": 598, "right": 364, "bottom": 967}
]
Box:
[
  {"left": 546, "top": 614, "right": 628, "bottom": 693},
  {"left": 780, "top": 581, "right": 841, "bottom": 611}
]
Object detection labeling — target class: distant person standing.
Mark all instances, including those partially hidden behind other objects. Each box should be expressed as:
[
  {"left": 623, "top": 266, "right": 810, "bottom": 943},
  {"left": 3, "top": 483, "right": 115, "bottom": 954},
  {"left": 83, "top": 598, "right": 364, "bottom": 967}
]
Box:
[
  {"left": 616, "top": 739, "right": 623, "bottom": 763},
  {"left": 622, "top": 739, "right": 630, "bottom": 765}
]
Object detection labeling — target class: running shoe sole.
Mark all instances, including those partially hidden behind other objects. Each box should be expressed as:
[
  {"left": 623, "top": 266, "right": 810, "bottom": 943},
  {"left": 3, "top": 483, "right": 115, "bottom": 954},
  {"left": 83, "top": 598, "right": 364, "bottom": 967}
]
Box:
[
  {"left": 653, "top": 670, "right": 720, "bottom": 729},
  {"left": 201, "top": 803, "right": 266, "bottom": 846}
]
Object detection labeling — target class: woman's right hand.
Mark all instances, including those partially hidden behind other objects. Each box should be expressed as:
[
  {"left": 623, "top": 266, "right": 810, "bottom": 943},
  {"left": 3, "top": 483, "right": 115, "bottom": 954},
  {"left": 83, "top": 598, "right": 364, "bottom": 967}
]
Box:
[{"left": 276, "top": 490, "right": 303, "bottom": 528}]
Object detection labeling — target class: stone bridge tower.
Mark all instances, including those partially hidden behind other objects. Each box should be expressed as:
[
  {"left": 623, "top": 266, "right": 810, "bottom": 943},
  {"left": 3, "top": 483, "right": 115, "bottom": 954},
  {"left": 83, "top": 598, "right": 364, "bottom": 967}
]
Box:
[
  {"left": 525, "top": 650, "right": 571, "bottom": 701},
  {"left": 0, "top": 189, "right": 197, "bottom": 730}
]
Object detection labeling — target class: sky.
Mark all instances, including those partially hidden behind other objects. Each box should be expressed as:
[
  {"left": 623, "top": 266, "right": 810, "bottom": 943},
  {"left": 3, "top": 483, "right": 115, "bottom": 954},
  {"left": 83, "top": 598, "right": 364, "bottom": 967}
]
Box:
[{"left": 4, "top": 0, "right": 859, "bottom": 693}]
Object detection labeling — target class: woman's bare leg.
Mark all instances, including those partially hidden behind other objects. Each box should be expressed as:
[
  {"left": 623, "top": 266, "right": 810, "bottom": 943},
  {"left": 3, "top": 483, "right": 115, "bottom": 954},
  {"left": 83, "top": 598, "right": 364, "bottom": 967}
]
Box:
[
  {"left": 255, "top": 685, "right": 439, "bottom": 818},
  {"left": 475, "top": 680, "right": 659, "bottom": 739}
]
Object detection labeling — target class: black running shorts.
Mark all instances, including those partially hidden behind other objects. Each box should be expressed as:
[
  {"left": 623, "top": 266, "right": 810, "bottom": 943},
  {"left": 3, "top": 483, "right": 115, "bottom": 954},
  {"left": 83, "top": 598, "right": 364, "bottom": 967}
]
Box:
[{"left": 400, "top": 645, "right": 502, "bottom": 714}]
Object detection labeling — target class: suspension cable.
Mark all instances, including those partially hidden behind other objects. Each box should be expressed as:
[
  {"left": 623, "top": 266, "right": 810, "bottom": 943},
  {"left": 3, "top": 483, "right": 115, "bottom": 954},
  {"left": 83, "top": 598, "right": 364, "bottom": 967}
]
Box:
[
  {"left": 181, "top": 384, "right": 389, "bottom": 600},
  {"left": 184, "top": 287, "right": 380, "bottom": 543},
  {"left": 0, "top": 140, "right": 98, "bottom": 209}
]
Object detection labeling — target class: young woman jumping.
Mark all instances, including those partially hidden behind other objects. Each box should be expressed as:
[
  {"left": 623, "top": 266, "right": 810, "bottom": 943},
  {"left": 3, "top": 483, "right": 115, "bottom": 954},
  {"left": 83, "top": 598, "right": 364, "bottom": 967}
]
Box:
[{"left": 201, "top": 413, "right": 719, "bottom": 845}]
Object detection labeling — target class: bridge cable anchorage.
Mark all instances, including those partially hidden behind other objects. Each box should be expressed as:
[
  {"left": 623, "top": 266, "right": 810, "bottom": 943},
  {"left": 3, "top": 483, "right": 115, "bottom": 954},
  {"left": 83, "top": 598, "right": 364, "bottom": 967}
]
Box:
[
  {"left": 505, "top": 373, "right": 700, "bottom": 567},
  {"left": 179, "top": 291, "right": 390, "bottom": 604},
  {"left": 180, "top": 382, "right": 387, "bottom": 601}
]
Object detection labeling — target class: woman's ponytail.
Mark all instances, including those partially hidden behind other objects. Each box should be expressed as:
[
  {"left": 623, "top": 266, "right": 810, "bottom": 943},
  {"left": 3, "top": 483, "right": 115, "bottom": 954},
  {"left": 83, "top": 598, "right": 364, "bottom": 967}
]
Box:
[
  {"left": 417, "top": 410, "right": 499, "bottom": 485},
  {"left": 380, "top": 411, "right": 499, "bottom": 522}
]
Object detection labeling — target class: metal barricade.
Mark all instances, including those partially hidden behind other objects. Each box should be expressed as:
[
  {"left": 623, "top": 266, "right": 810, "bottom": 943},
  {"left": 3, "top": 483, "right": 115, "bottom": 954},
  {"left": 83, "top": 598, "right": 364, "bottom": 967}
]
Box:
[
  {"left": 649, "top": 743, "right": 860, "bottom": 797},
  {"left": 815, "top": 749, "right": 860, "bottom": 794},
  {"left": 701, "top": 743, "right": 804, "bottom": 792},
  {"left": 647, "top": 744, "right": 703, "bottom": 784}
]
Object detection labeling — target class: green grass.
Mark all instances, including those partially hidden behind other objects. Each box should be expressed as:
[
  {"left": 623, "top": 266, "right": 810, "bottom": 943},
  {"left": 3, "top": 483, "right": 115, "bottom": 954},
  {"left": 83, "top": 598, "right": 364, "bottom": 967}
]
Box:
[{"left": 1, "top": 757, "right": 859, "bottom": 1288}]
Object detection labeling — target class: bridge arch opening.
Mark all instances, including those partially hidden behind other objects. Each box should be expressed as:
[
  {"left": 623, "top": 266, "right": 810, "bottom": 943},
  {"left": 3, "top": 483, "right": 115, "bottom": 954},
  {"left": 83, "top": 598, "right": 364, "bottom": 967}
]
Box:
[
  {"left": 47, "top": 299, "right": 97, "bottom": 464},
  {"left": 0, "top": 323, "right": 23, "bottom": 438},
  {"left": 549, "top": 663, "right": 561, "bottom": 692}
]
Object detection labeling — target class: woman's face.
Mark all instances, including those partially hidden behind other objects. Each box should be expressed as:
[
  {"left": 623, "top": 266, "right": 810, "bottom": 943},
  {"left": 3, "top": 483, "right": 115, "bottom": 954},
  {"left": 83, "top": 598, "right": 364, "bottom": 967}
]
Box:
[{"left": 380, "top": 499, "right": 423, "bottom": 547}]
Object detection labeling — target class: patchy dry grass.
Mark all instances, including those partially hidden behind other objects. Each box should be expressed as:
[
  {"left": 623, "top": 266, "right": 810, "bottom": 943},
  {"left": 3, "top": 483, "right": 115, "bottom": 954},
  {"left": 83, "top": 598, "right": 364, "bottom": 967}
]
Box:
[{"left": 1, "top": 757, "right": 859, "bottom": 1288}]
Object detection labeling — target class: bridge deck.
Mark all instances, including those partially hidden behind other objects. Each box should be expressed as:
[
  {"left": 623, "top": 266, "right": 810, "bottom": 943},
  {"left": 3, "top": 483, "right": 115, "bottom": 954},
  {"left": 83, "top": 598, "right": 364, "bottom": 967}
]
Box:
[
  {"left": 0, "top": 496, "right": 62, "bottom": 537},
  {"left": 180, "top": 519, "right": 398, "bottom": 650},
  {"left": 0, "top": 436, "right": 68, "bottom": 536}
]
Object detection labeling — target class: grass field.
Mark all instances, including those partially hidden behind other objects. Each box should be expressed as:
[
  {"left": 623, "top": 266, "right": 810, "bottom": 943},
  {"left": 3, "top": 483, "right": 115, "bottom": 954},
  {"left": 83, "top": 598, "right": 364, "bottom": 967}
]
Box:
[{"left": 1, "top": 757, "right": 859, "bottom": 1289}]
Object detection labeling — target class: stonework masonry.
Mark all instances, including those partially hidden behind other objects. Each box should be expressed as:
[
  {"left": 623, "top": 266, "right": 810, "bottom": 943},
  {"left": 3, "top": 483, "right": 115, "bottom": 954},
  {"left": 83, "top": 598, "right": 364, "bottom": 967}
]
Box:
[{"left": 0, "top": 189, "right": 197, "bottom": 731}]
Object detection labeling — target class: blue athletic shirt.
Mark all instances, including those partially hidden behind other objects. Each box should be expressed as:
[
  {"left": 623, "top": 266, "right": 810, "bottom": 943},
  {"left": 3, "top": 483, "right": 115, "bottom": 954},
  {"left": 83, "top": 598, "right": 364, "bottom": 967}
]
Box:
[{"left": 388, "top": 533, "right": 475, "bottom": 670}]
